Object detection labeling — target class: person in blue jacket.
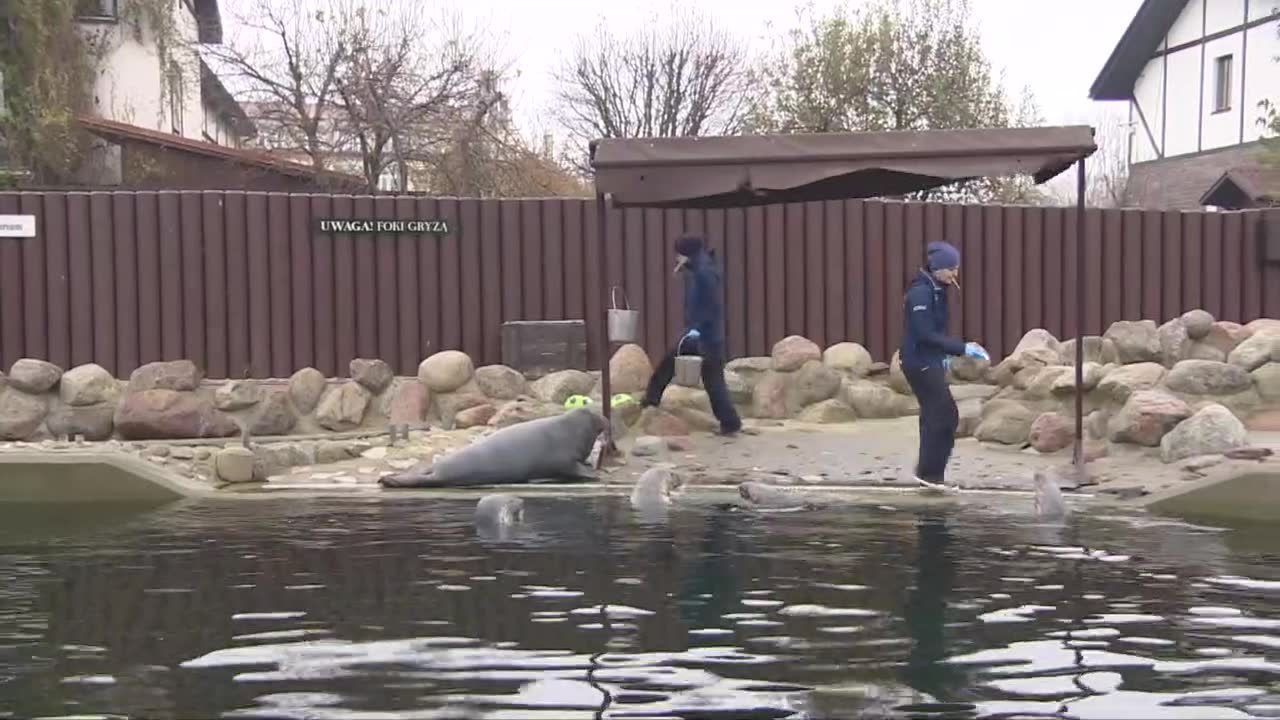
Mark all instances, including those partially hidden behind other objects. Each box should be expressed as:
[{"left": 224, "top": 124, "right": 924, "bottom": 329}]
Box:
[
  {"left": 641, "top": 233, "right": 742, "bottom": 436},
  {"left": 901, "top": 241, "right": 989, "bottom": 491}
]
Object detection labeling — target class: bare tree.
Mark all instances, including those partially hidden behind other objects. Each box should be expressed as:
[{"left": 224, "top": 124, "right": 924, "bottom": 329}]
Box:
[
  {"left": 1046, "top": 109, "right": 1131, "bottom": 207},
  {"left": 552, "top": 6, "right": 754, "bottom": 169}
]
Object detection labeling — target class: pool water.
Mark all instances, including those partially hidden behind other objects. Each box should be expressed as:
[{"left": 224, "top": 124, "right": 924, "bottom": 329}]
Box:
[{"left": 0, "top": 494, "right": 1277, "bottom": 719}]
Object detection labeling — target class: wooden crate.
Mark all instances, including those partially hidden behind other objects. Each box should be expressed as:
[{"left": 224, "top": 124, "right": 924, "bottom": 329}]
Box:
[{"left": 500, "top": 320, "right": 588, "bottom": 378}]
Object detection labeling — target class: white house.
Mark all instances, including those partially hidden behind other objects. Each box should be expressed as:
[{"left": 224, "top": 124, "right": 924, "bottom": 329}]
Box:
[{"left": 1090, "top": 0, "right": 1280, "bottom": 209}]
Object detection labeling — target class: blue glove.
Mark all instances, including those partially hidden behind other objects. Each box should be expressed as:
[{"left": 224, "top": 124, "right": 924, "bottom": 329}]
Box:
[
  {"left": 943, "top": 357, "right": 951, "bottom": 371},
  {"left": 683, "top": 329, "right": 701, "bottom": 341},
  {"left": 964, "top": 342, "right": 990, "bottom": 362}
]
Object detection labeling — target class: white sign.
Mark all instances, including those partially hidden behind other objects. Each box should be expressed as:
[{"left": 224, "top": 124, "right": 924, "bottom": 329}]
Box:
[{"left": 0, "top": 215, "right": 35, "bottom": 238}]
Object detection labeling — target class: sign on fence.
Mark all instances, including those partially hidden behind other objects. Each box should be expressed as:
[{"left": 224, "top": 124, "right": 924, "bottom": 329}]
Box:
[
  {"left": 314, "top": 218, "right": 451, "bottom": 235},
  {"left": 0, "top": 214, "right": 35, "bottom": 238}
]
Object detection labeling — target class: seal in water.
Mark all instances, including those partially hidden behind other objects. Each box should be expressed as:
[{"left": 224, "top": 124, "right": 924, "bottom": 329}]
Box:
[
  {"left": 475, "top": 493, "right": 525, "bottom": 526},
  {"left": 378, "top": 408, "right": 605, "bottom": 488},
  {"left": 1033, "top": 469, "right": 1069, "bottom": 521},
  {"left": 630, "top": 467, "right": 686, "bottom": 509},
  {"left": 737, "top": 481, "right": 820, "bottom": 512}
]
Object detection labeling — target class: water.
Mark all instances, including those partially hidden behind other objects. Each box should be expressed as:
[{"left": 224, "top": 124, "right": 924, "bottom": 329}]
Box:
[{"left": 0, "top": 494, "right": 1278, "bottom": 719}]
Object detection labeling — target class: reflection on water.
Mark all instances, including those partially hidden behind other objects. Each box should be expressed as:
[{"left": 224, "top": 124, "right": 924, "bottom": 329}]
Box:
[{"left": 0, "top": 495, "right": 1277, "bottom": 719}]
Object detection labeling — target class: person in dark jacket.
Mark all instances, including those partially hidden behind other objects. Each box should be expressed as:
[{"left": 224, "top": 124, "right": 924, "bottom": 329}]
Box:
[
  {"left": 901, "top": 241, "right": 989, "bottom": 491},
  {"left": 641, "top": 233, "right": 742, "bottom": 436}
]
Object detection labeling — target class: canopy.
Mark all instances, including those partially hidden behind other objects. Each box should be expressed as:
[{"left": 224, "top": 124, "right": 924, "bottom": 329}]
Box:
[{"left": 590, "top": 125, "right": 1097, "bottom": 208}]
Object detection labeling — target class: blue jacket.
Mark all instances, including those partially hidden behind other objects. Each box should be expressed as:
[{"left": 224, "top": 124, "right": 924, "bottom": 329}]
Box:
[
  {"left": 682, "top": 251, "right": 724, "bottom": 346},
  {"left": 900, "top": 270, "right": 966, "bottom": 371}
]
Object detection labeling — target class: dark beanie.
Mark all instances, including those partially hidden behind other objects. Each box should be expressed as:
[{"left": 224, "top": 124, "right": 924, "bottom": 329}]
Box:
[
  {"left": 674, "top": 233, "right": 705, "bottom": 257},
  {"left": 927, "top": 241, "right": 960, "bottom": 271}
]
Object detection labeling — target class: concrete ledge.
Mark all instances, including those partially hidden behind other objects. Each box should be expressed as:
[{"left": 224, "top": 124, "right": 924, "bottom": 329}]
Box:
[
  {"left": 0, "top": 450, "right": 218, "bottom": 503},
  {"left": 1142, "top": 463, "right": 1280, "bottom": 525}
]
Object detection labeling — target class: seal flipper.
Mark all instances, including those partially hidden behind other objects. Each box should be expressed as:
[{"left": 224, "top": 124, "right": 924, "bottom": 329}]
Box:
[
  {"left": 378, "top": 469, "right": 435, "bottom": 488},
  {"left": 570, "top": 461, "right": 600, "bottom": 482}
]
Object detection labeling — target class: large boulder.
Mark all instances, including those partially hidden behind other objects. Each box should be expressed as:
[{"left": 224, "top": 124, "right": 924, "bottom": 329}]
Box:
[
  {"left": 1245, "top": 318, "right": 1280, "bottom": 335},
  {"left": 1164, "top": 360, "right": 1253, "bottom": 396},
  {"left": 752, "top": 371, "right": 798, "bottom": 419},
  {"left": 418, "top": 350, "right": 475, "bottom": 393},
  {"left": 950, "top": 384, "right": 999, "bottom": 402},
  {"left": 0, "top": 388, "right": 48, "bottom": 440},
  {"left": 314, "top": 382, "right": 371, "bottom": 432},
  {"left": 974, "top": 400, "right": 1036, "bottom": 445},
  {"left": 772, "top": 336, "right": 822, "bottom": 372},
  {"left": 435, "top": 389, "right": 490, "bottom": 426},
  {"left": 1253, "top": 363, "right": 1280, "bottom": 403},
  {"left": 387, "top": 381, "right": 429, "bottom": 425},
  {"left": 1160, "top": 404, "right": 1247, "bottom": 463},
  {"left": 46, "top": 404, "right": 115, "bottom": 441},
  {"left": 888, "top": 352, "right": 912, "bottom": 394},
  {"left": 1058, "top": 336, "right": 1120, "bottom": 366},
  {"left": 455, "top": 403, "right": 498, "bottom": 429},
  {"left": 1012, "top": 329, "right": 1060, "bottom": 357},
  {"left": 1202, "top": 321, "right": 1252, "bottom": 356},
  {"left": 798, "top": 399, "right": 857, "bottom": 424},
  {"left": 474, "top": 364, "right": 529, "bottom": 400},
  {"left": 955, "top": 398, "right": 984, "bottom": 438},
  {"left": 609, "top": 344, "right": 653, "bottom": 394},
  {"left": 661, "top": 384, "right": 712, "bottom": 414},
  {"left": 724, "top": 369, "right": 752, "bottom": 406},
  {"left": 948, "top": 355, "right": 991, "bottom": 382},
  {"left": 530, "top": 369, "right": 594, "bottom": 405},
  {"left": 489, "top": 398, "right": 560, "bottom": 428},
  {"left": 289, "top": 367, "right": 327, "bottom": 414},
  {"left": 1180, "top": 309, "right": 1215, "bottom": 340},
  {"left": 114, "top": 390, "right": 237, "bottom": 440},
  {"left": 1104, "top": 320, "right": 1161, "bottom": 364},
  {"left": 214, "top": 380, "right": 262, "bottom": 411},
  {"left": 128, "top": 360, "right": 202, "bottom": 393},
  {"left": 840, "top": 381, "right": 918, "bottom": 419},
  {"left": 8, "top": 359, "right": 63, "bottom": 394},
  {"left": 1025, "top": 366, "right": 1073, "bottom": 400},
  {"left": 1186, "top": 342, "right": 1227, "bottom": 363},
  {"left": 992, "top": 348, "right": 1059, "bottom": 387},
  {"left": 1227, "top": 332, "right": 1280, "bottom": 372},
  {"left": 1050, "top": 362, "right": 1106, "bottom": 395},
  {"left": 249, "top": 391, "right": 298, "bottom": 436},
  {"left": 1157, "top": 319, "right": 1193, "bottom": 367},
  {"left": 1029, "top": 412, "right": 1074, "bottom": 454},
  {"left": 349, "top": 358, "right": 394, "bottom": 394},
  {"left": 59, "top": 364, "right": 120, "bottom": 407},
  {"left": 823, "top": 342, "right": 873, "bottom": 377},
  {"left": 793, "top": 361, "right": 842, "bottom": 407},
  {"left": 635, "top": 407, "right": 690, "bottom": 437},
  {"left": 1097, "top": 363, "right": 1167, "bottom": 403},
  {"left": 1107, "top": 390, "right": 1191, "bottom": 447}
]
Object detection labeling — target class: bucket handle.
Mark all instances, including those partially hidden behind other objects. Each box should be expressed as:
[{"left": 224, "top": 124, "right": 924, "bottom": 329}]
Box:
[
  {"left": 676, "top": 333, "right": 698, "bottom": 356},
  {"left": 609, "top": 286, "right": 631, "bottom": 311}
]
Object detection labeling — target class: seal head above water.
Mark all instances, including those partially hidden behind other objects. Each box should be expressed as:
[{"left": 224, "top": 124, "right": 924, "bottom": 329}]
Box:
[
  {"left": 1033, "top": 469, "right": 1069, "bottom": 521},
  {"left": 475, "top": 493, "right": 525, "bottom": 525}
]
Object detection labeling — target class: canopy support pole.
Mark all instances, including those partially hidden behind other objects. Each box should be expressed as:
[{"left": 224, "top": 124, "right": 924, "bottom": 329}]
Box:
[
  {"left": 596, "top": 191, "right": 617, "bottom": 465},
  {"left": 1072, "top": 157, "right": 1087, "bottom": 469}
]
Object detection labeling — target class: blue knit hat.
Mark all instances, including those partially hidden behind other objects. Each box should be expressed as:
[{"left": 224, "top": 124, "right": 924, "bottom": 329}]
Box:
[
  {"left": 674, "top": 233, "right": 705, "bottom": 257},
  {"left": 927, "top": 241, "right": 960, "bottom": 271}
]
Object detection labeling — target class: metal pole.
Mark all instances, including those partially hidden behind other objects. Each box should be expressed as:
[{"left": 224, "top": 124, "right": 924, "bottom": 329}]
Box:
[
  {"left": 596, "top": 192, "right": 615, "bottom": 461},
  {"left": 1073, "top": 157, "right": 1087, "bottom": 468}
]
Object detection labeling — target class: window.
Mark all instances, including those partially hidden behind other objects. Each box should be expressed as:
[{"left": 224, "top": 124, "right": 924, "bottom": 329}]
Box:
[
  {"left": 1213, "top": 54, "right": 1233, "bottom": 113},
  {"left": 75, "top": 0, "right": 118, "bottom": 19},
  {"left": 167, "top": 63, "right": 184, "bottom": 135}
]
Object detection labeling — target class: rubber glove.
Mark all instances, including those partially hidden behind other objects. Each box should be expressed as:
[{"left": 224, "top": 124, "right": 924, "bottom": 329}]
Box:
[
  {"left": 683, "top": 329, "right": 701, "bottom": 341},
  {"left": 964, "top": 342, "right": 990, "bottom": 362},
  {"left": 943, "top": 357, "right": 951, "bottom": 371}
]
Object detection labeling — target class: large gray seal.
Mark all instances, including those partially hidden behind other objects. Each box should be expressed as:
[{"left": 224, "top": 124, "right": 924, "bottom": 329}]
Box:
[
  {"left": 378, "top": 407, "right": 605, "bottom": 488},
  {"left": 737, "top": 481, "right": 821, "bottom": 512}
]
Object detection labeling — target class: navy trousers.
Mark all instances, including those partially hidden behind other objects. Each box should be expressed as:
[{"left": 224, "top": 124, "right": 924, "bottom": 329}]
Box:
[
  {"left": 903, "top": 365, "right": 958, "bottom": 483},
  {"left": 643, "top": 338, "right": 742, "bottom": 433}
]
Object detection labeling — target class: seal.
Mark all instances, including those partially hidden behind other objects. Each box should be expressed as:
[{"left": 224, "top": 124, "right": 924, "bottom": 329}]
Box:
[
  {"left": 1032, "top": 469, "right": 1069, "bottom": 521},
  {"left": 737, "top": 481, "right": 820, "bottom": 512},
  {"left": 378, "top": 408, "right": 605, "bottom": 488},
  {"left": 475, "top": 493, "right": 525, "bottom": 526},
  {"left": 630, "top": 467, "right": 686, "bottom": 508}
]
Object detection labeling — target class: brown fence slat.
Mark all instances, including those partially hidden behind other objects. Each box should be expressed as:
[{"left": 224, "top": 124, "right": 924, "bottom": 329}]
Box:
[
  {"left": 784, "top": 203, "right": 805, "bottom": 339},
  {"left": 1181, "top": 212, "right": 1203, "bottom": 315},
  {"left": 1222, "top": 211, "right": 1244, "bottom": 323},
  {"left": 1265, "top": 209, "right": 1280, "bottom": 319},
  {"left": 1161, "top": 210, "right": 1184, "bottom": 322},
  {"left": 1141, "top": 210, "right": 1163, "bottom": 321},
  {"left": 642, "top": 208, "right": 665, "bottom": 353},
  {"left": 1023, "top": 205, "right": 1044, "bottom": 332},
  {"left": 1084, "top": 209, "right": 1104, "bottom": 336},
  {"left": 330, "top": 195, "right": 356, "bottom": 372},
  {"left": 289, "top": 194, "right": 315, "bottom": 371},
  {"left": 864, "top": 202, "right": 887, "bottom": 360},
  {"left": 1120, "top": 210, "right": 1143, "bottom": 322},
  {"left": 1063, "top": 203, "right": 1080, "bottom": 342},
  {"left": 310, "top": 194, "right": 337, "bottom": 376},
  {"left": 520, "top": 200, "right": 543, "bottom": 325},
  {"left": 823, "top": 201, "right": 845, "bottom": 345},
  {"left": 266, "top": 193, "right": 292, "bottom": 376},
  {"left": 498, "top": 199, "right": 522, "bottom": 330},
  {"left": 745, "top": 206, "right": 766, "bottom": 356},
  {"left": 663, "top": 208, "right": 684, "bottom": 344},
  {"left": 245, "top": 193, "right": 271, "bottom": 377},
  {"left": 67, "top": 193, "right": 95, "bottom": 366},
  {"left": 394, "top": 196, "right": 420, "bottom": 374},
  {"left": 884, "top": 202, "right": 907, "bottom": 356},
  {"left": 460, "top": 199, "right": 484, "bottom": 363},
  {"left": 542, "top": 200, "right": 565, "bottom": 322},
  {"left": 110, "top": 193, "right": 138, "bottom": 375},
  {"left": 202, "top": 192, "right": 228, "bottom": 379},
  {"left": 959, "top": 205, "right": 983, "bottom": 348},
  {"left": 1202, "top": 211, "right": 1225, "bottom": 320},
  {"left": 803, "top": 202, "right": 825, "bottom": 348},
  {"left": 179, "top": 192, "right": 204, "bottom": 366},
  {"left": 19, "top": 193, "right": 46, "bottom": 361},
  {"left": 845, "top": 202, "right": 866, "bottom": 350},
  {"left": 1002, "top": 207, "right": 1024, "bottom": 356},
  {"left": 374, "top": 195, "right": 399, "bottom": 363},
  {"left": 942, "top": 205, "right": 964, "bottom": 340},
  {"left": 481, "top": 199, "right": 505, "bottom": 366},
  {"left": 89, "top": 193, "right": 117, "bottom": 375},
  {"left": 351, "top": 195, "right": 377, "bottom": 360},
  {"left": 224, "top": 192, "right": 250, "bottom": 378},
  {"left": 724, "top": 207, "right": 747, "bottom": 359},
  {"left": 43, "top": 193, "right": 72, "bottom": 368},
  {"left": 0, "top": 195, "right": 23, "bottom": 369},
  {"left": 1241, "top": 210, "right": 1263, "bottom": 323}
]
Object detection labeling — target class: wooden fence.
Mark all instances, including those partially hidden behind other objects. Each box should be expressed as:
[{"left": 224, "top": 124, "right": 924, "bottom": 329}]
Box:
[{"left": 0, "top": 191, "right": 1275, "bottom": 379}]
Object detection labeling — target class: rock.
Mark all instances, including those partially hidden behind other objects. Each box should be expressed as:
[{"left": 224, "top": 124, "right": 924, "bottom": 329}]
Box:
[
  {"left": 489, "top": 398, "right": 560, "bottom": 428},
  {"left": 214, "top": 380, "right": 261, "bottom": 411},
  {"left": 752, "top": 371, "right": 797, "bottom": 419},
  {"left": 888, "top": 353, "right": 912, "bottom": 394},
  {"left": 46, "top": 404, "right": 114, "bottom": 441},
  {"left": 1181, "top": 454, "right": 1225, "bottom": 473},
  {"left": 798, "top": 399, "right": 857, "bottom": 424},
  {"left": 992, "top": 348, "right": 1059, "bottom": 387},
  {"left": 1107, "top": 390, "right": 1191, "bottom": 447},
  {"left": 609, "top": 344, "right": 652, "bottom": 393},
  {"left": 474, "top": 365, "right": 529, "bottom": 400},
  {"left": 194, "top": 447, "right": 212, "bottom": 461},
  {"left": 724, "top": 369, "right": 752, "bottom": 406},
  {"left": 632, "top": 436, "right": 664, "bottom": 457},
  {"left": 215, "top": 446, "right": 257, "bottom": 483},
  {"left": 1160, "top": 404, "right": 1247, "bottom": 463},
  {"left": 1186, "top": 342, "right": 1227, "bottom": 362},
  {"left": 950, "top": 384, "right": 998, "bottom": 402},
  {"left": 289, "top": 368, "right": 327, "bottom": 414},
  {"left": 530, "top": 370, "right": 594, "bottom": 405},
  {"left": 316, "top": 441, "right": 353, "bottom": 464},
  {"left": 1245, "top": 409, "right": 1280, "bottom": 431},
  {"left": 1165, "top": 359, "right": 1253, "bottom": 396},
  {"left": 1244, "top": 318, "right": 1280, "bottom": 335},
  {"left": 1227, "top": 332, "right": 1280, "bottom": 372},
  {"left": 661, "top": 385, "right": 712, "bottom": 413},
  {"left": 1157, "top": 319, "right": 1192, "bottom": 367},
  {"left": 1058, "top": 337, "right": 1120, "bottom": 366},
  {"left": 170, "top": 446, "right": 195, "bottom": 460},
  {"left": 1086, "top": 410, "right": 1110, "bottom": 440},
  {"left": 667, "top": 437, "right": 695, "bottom": 451},
  {"left": 1097, "top": 363, "right": 1167, "bottom": 403},
  {"left": 387, "top": 381, "right": 429, "bottom": 425},
  {"left": 436, "top": 389, "right": 489, "bottom": 426},
  {"left": 841, "top": 380, "right": 918, "bottom": 419},
  {"left": 58, "top": 364, "right": 118, "bottom": 407},
  {"left": 1224, "top": 446, "right": 1274, "bottom": 461},
  {"left": 1181, "top": 310, "right": 1215, "bottom": 340},
  {"left": 314, "top": 383, "right": 371, "bottom": 432},
  {"left": 1030, "top": 412, "right": 1074, "bottom": 453},
  {"left": 772, "top": 336, "right": 822, "bottom": 372},
  {"left": 822, "top": 343, "right": 873, "bottom": 376},
  {"left": 792, "top": 361, "right": 842, "bottom": 406},
  {"left": 249, "top": 391, "right": 297, "bottom": 436},
  {"left": 1013, "top": 328, "right": 1060, "bottom": 356},
  {"left": 955, "top": 398, "right": 984, "bottom": 438},
  {"left": 1253, "top": 364, "right": 1280, "bottom": 402},
  {"left": 1202, "top": 321, "right": 1251, "bottom": 356},
  {"left": 114, "top": 390, "right": 237, "bottom": 440},
  {"left": 1104, "top": 320, "right": 1161, "bottom": 364},
  {"left": 349, "top": 358, "right": 394, "bottom": 393},
  {"left": 948, "top": 356, "right": 991, "bottom": 382},
  {"left": 1050, "top": 363, "right": 1106, "bottom": 394},
  {"left": 727, "top": 356, "right": 774, "bottom": 376},
  {"left": 128, "top": 360, "right": 201, "bottom": 393},
  {"left": 636, "top": 407, "right": 690, "bottom": 437},
  {"left": 670, "top": 406, "right": 719, "bottom": 433},
  {"left": 418, "top": 350, "right": 475, "bottom": 393},
  {"left": 1026, "top": 366, "right": 1073, "bottom": 399},
  {"left": 8, "top": 359, "right": 63, "bottom": 394},
  {"left": 974, "top": 401, "right": 1036, "bottom": 445},
  {"left": 0, "top": 388, "right": 47, "bottom": 440},
  {"left": 455, "top": 403, "right": 497, "bottom": 429},
  {"left": 866, "top": 362, "right": 890, "bottom": 376}
]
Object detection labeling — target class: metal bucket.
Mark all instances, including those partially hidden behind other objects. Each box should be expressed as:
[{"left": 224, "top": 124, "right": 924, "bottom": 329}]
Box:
[
  {"left": 673, "top": 335, "right": 703, "bottom": 387},
  {"left": 606, "top": 287, "right": 639, "bottom": 343}
]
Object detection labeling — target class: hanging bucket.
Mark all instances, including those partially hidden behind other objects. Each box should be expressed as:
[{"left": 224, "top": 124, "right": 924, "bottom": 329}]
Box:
[
  {"left": 673, "top": 335, "right": 703, "bottom": 387},
  {"left": 606, "top": 287, "right": 640, "bottom": 344}
]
